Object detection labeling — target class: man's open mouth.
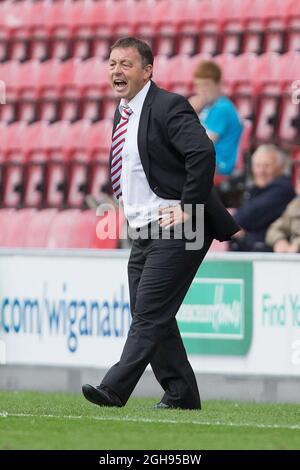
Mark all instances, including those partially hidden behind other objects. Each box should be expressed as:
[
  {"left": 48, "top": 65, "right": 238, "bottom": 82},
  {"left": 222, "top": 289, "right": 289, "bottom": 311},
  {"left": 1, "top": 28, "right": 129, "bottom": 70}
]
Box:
[{"left": 114, "top": 79, "right": 128, "bottom": 91}]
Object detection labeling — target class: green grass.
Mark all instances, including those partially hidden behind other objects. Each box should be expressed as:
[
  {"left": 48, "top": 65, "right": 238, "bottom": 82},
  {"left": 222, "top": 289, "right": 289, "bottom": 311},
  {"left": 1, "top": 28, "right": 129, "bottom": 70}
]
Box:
[{"left": 0, "top": 391, "right": 300, "bottom": 450}]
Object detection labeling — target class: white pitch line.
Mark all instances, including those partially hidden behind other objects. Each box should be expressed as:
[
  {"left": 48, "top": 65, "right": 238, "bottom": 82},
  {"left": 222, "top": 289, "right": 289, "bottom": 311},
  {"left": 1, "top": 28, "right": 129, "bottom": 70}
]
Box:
[{"left": 1, "top": 412, "right": 300, "bottom": 430}]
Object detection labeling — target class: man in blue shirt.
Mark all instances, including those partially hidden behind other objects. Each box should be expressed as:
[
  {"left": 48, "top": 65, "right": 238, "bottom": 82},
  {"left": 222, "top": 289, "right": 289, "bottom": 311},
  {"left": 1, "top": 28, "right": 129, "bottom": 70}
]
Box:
[{"left": 189, "top": 61, "right": 243, "bottom": 176}]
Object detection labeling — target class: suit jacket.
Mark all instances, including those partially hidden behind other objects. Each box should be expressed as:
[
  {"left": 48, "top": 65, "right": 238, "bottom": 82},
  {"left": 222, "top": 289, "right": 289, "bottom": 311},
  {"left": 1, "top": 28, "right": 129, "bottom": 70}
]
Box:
[{"left": 109, "top": 81, "right": 239, "bottom": 241}]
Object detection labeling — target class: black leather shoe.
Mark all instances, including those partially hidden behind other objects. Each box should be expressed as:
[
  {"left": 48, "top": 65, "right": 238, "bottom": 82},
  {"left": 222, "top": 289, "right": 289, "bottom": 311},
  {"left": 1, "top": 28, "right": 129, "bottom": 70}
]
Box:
[
  {"left": 154, "top": 401, "right": 177, "bottom": 409},
  {"left": 154, "top": 400, "right": 201, "bottom": 410},
  {"left": 82, "top": 384, "right": 123, "bottom": 407}
]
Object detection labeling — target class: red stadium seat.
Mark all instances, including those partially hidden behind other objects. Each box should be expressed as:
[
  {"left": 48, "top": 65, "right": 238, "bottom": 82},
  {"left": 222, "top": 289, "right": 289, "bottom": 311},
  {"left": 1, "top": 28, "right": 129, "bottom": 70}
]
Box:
[
  {"left": 87, "top": 120, "right": 112, "bottom": 162},
  {"left": 231, "top": 53, "right": 270, "bottom": 127},
  {"left": 253, "top": 53, "right": 281, "bottom": 142},
  {"left": 67, "top": 0, "right": 95, "bottom": 60},
  {"left": 45, "top": 209, "right": 121, "bottom": 249},
  {"left": 278, "top": 53, "right": 300, "bottom": 144},
  {"left": 255, "top": 95, "right": 280, "bottom": 142},
  {"left": 47, "top": 2, "right": 71, "bottom": 61},
  {"left": 16, "top": 60, "right": 41, "bottom": 123},
  {"left": 1, "top": 123, "right": 28, "bottom": 208},
  {"left": 92, "top": 208, "right": 124, "bottom": 249},
  {"left": 77, "top": 58, "right": 115, "bottom": 120},
  {"left": 152, "top": 0, "right": 202, "bottom": 56},
  {"left": 110, "top": 0, "right": 135, "bottom": 39},
  {"left": 236, "top": 119, "right": 253, "bottom": 172},
  {"left": 261, "top": 0, "right": 287, "bottom": 53},
  {"left": 0, "top": 3, "right": 10, "bottom": 62},
  {"left": 153, "top": 55, "right": 170, "bottom": 90},
  {"left": 37, "top": 59, "right": 62, "bottom": 122},
  {"left": 22, "top": 122, "right": 50, "bottom": 208},
  {"left": 73, "top": 209, "right": 122, "bottom": 249},
  {"left": 255, "top": 52, "right": 283, "bottom": 94},
  {"left": 87, "top": 120, "right": 112, "bottom": 202},
  {"left": 44, "top": 121, "right": 71, "bottom": 208},
  {"left": 0, "top": 61, "right": 19, "bottom": 123},
  {"left": 176, "top": 0, "right": 206, "bottom": 56},
  {"left": 168, "top": 55, "right": 195, "bottom": 95},
  {"left": 65, "top": 120, "right": 92, "bottom": 208},
  {"left": 88, "top": 163, "right": 109, "bottom": 204},
  {"left": 131, "top": 0, "right": 154, "bottom": 47},
  {"left": 6, "top": 3, "right": 31, "bottom": 62},
  {"left": 58, "top": 59, "right": 82, "bottom": 121},
  {"left": 254, "top": 53, "right": 288, "bottom": 142},
  {"left": 26, "top": 2, "right": 50, "bottom": 61},
  {"left": 0, "top": 123, "right": 7, "bottom": 163},
  {"left": 150, "top": 0, "right": 219, "bottom": 57},
  {"left": 75, "top": 58, "right": 107, "bottom": 121},
  {"left": 23, "top": 208, "right": 58, "bottom": 248},
  {"left": 151, "top": 0, "right": 176, "bottom": 56},
  {"left": 46, "top": 209, "right": 81, "bottom": 248},
  {"left": 88, "top": 2, "right": 111, "bottom": 59},
  {"left": 285, "top": 0, "right": 300, "bottom": 52},
  {"left": 193, "top": 0, "right": 220, "bottom": 56},
  {"left": 241, "top": 0, "right": 265, "bottom": 54},
  {"left": 0, "top": 209, "right": 15, "bottom": 246},
  {"left": 1, "top": 208, "right": 37, "bottom": 247},
  {"left": 218, "top": 0, "right": 246, "bottom": 55},
  {"left": 278, "top": 95, "right": 300, "bottom": 144}
]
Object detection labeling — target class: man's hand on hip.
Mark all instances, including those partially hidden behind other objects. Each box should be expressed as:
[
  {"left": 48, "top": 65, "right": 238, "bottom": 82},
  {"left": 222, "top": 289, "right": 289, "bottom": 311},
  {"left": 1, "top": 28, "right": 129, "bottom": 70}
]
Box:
[{"left": 159, "top": 205, "right": 190, "bottom": 229}]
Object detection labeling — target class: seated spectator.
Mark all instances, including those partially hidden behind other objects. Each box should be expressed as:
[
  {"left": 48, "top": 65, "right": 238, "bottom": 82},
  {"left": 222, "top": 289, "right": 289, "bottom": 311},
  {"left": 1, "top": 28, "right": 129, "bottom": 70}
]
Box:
[
  {"left": 231, "top": 145, "right": 295, "bottom": 252},
  {"left": 189, "top": 60, "right": 243, "bottom": 177},
  {"left": 266, "top": 174, "right": 300, "bottom": 253}
]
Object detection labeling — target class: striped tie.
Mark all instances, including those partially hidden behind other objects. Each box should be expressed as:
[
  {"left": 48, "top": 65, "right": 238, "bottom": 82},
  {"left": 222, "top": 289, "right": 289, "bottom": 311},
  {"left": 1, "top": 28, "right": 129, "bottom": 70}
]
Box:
[{"left": 110, "top": 105, "right": 133, "bottom": 200}]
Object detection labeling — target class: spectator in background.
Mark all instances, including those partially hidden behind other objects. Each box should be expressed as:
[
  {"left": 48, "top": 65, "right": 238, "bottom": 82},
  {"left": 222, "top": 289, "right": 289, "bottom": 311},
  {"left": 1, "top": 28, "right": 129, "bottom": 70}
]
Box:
[
  {"left": 189, "top": 61, "right": 243, "bottom": 177},
  {"left": 266, "top": 174, "right": 300, "bottom": 253},
  {"left": 231, "top": 145, "right": 295, "bottom": 252}
]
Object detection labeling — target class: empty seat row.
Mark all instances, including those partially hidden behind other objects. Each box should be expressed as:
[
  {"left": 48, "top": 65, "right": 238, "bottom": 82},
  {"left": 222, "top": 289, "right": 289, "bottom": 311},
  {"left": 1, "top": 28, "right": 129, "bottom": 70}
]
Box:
[
  {"left": 2, "top": 52, "right": 299, "bottom": 99},
  {"left": 1, "top": 53, "right": 299, "bottom": 145},
  {"left": 0, "top": 119, "right": 113, "bottom": 161},
  {"left": 0, "top": 208, "right": 123, "bottom": 249},
  {"left": 0, "top": 206, "right": 230, "bottom": 252},
  {"left": 0, "top": 118, "right": 249, "bottom": 209},
  {"left": 0, "top": 120, "right": 113, "bottom": 208},
  {"left": 0, "top": 0, "right": 299, "bottom": 61},
  {"left": 1, "top": 57, "right": 118, "bottom": 122}
]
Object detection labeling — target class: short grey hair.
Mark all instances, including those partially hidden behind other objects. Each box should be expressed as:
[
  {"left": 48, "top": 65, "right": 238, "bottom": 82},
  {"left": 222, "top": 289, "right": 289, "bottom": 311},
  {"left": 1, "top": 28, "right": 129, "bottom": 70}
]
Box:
[{"left": 252, "top": 144, "right": 289, "bottom": 171}]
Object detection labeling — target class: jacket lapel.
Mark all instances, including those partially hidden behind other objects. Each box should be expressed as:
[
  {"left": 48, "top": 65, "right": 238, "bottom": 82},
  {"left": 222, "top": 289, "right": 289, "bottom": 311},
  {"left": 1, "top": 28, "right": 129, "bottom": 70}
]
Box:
[{"left": 137, "top": 81, "right": 158, "bottom": 181}]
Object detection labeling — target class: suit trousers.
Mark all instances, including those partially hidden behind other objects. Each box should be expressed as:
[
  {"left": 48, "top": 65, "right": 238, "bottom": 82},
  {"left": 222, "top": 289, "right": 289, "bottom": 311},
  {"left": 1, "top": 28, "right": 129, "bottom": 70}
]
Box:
[{"left": 101, "top": 223, "right": 213, "bottom": 409}]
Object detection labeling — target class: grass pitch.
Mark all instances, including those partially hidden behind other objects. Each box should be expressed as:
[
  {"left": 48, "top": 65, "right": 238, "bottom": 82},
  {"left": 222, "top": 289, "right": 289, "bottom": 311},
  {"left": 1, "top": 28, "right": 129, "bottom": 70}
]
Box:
[{"left": 0, "top": 391, "right": 300, "bottom": 450}]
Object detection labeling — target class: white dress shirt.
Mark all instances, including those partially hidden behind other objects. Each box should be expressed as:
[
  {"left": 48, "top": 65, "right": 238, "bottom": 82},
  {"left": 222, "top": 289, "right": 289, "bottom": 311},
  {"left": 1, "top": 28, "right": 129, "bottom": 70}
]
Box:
[{"left": 119, "top": 81, "right": 180, "bottom": 229}]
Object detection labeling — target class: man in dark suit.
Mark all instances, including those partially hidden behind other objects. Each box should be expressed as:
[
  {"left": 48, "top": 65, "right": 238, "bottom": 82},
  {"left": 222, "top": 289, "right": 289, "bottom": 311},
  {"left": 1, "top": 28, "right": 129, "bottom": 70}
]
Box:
[{"left": 82, "top": 37, "right": 238, "bottom": 410}]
